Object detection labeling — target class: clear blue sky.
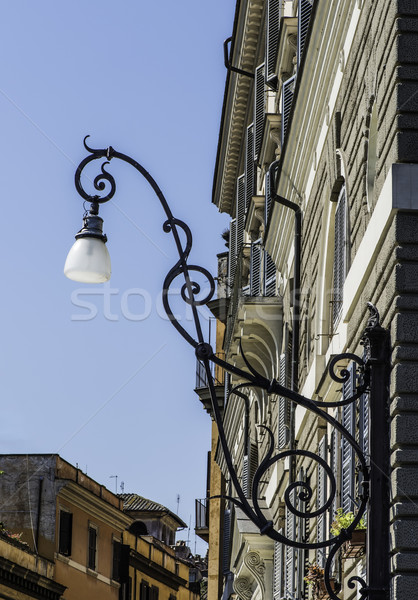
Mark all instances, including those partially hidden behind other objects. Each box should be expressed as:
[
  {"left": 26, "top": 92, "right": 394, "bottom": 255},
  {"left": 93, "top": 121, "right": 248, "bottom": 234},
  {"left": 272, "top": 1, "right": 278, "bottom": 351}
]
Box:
[{"left": 0, "top": 1, "right": 235, "bottom": 555}]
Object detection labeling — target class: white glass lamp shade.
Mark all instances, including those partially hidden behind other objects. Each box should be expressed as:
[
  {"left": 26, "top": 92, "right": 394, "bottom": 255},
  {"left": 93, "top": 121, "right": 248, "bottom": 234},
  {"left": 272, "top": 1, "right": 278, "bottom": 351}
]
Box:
[{"left": 64, "top": 236, "right": 111, "bottom": 283}]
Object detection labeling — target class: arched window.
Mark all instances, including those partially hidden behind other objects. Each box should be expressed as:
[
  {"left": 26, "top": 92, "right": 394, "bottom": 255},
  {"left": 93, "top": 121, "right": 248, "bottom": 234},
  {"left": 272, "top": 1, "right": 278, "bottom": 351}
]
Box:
[{"left": 129, "top": 521, "right": 148, "bottom": 537}]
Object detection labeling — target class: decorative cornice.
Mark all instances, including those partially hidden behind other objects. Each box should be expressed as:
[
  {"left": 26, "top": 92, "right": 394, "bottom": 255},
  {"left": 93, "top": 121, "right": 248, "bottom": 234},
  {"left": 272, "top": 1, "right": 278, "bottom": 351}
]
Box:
[
  {"left": 58, "top": 482, "right": 132, "bottom": 530},
  {"left": 0, "top": 555, "right": 66, "bottom": 600},
  {"left": 129, "top": 549, "right": 187, "bottom": 591},
  {"left": 214, "top": 0, "right": 265, "bottom": 215}
]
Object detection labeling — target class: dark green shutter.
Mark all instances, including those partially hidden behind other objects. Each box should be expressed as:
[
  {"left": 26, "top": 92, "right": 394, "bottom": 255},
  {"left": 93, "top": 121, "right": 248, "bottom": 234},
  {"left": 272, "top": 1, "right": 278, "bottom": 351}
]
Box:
[
  {"left": 266, "top": 0, "right": 281, "bottom": 89},
  {"left": 236, "top": 175, "right": 246, "bottom": 257},
  {"left": 278, "top": 353, "right": 290, "bottom": 448},
  {"left": 273, "top": 536, "right": 284, "bottom": 600},
  {"left": 264, "top": 250, "right": 277, "bottom": 296},
  {"left": 88, "top": 527, "right": 97, "bottom": 570},
  {"left": 281, "top": 75, "right": 296, "bottom": 146},
  {"left": 297, "top": 0, "right": 313, "bottom": 66},
  {"left": 228, "top": 219, "right": 237, "bottom": 288},
  {"left": 265, "top": 170, "right": 272, "bottom": 228},
  {"left": 250, "top": 240, "right": 262, "bottom": 296},
  {"left": 341, "top": 363, "right": 356, "bottom": 513},
  {"left": 59, "top": 511, "right": 72, "bottom": 556},
  {"left": 317, "top": 435, "right": 328, "bottom": 566},
  {"left": 329, "top": 425, "right": 339, "bottom": 521},
  {"left": 222, "top": 509, "right": 231, "bottom": 574},
  {"left": 254, "top": 64, "right": 265, "bottom": 162},
  {"left": 284, "top": 492, "right": 296, "bottom": 597},
  {"left": 245, "top": 124, "right": 255, "bottom": 211}
]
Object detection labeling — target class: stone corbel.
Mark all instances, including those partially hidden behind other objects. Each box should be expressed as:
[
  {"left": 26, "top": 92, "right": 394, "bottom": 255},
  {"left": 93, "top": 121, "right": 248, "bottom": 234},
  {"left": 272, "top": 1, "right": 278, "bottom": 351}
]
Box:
[
  {"left": 254, "top": 208, "right": 264, "bottom": 227},
  {"left": 287, "top": 33, "right": 297, "bottom": 52},
  {"left": 233, "top": 576, "right": 254, "bottom": 600},
  {"left": 244, "top": 551, "right": 266, "bottom": 597}
]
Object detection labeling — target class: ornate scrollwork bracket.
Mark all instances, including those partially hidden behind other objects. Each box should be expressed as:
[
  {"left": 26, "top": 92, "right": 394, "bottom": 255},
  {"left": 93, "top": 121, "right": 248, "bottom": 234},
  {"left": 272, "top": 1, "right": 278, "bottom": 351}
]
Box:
[{"left": 72, "top": 140, "right": 390, "bottom": 600}]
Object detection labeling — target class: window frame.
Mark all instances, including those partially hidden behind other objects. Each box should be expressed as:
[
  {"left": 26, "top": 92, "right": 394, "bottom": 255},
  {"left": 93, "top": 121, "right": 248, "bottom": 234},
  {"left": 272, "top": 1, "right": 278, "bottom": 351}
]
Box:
[
  {"left": 58, "top": 509, "right": 73, "bottom": 557},
  {"left": 87, "top": 523, "right": 98, "bottom": 571}
]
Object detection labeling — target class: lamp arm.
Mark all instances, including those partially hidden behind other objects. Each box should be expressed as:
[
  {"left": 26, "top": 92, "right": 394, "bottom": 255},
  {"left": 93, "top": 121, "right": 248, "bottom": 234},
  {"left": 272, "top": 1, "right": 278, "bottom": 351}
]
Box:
[{"left": 73, "top": 140, "right": 387, "bottom": 599}]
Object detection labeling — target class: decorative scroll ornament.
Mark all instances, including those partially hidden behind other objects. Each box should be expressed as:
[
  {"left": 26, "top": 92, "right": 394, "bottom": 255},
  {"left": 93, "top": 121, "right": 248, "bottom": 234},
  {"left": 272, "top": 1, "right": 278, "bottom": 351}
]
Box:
[
  {"left": 244, "top": 552, "right": 265, "bottom": 596},
  {"left": 72, "top": 140, "right": 387, "bottom": 600},
  {"left": 233, "top": 576, "right": 254, "bottom": 600}
]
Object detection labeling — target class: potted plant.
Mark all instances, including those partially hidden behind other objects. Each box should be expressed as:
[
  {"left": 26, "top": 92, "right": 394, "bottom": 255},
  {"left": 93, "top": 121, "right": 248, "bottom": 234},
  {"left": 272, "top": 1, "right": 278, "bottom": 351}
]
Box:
[
  {"left": 304, "top": 564, "right": 338, "bottom": 599},
  {"left": 330, "top": 508, "right": 366, "bottom": 558}
]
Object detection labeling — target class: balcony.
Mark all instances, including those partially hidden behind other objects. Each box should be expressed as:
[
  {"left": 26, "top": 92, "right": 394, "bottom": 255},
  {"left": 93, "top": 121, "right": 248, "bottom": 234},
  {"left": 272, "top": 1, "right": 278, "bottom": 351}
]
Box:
[
  {"left": 224, "top": 244, "right": 283, "bottom": 376},
  {"left": 194, "top": 353, "right": 225, "bottom": 418},
  {"left": 195, "top": 498, "right": 209, "bottom": 543}
]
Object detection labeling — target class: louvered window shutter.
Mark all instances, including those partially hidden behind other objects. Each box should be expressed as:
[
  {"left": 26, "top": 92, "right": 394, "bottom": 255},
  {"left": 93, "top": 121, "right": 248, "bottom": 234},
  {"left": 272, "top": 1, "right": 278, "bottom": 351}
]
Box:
[
  {"left": 278, "top": 353, "right": 290, "bottom": 448},
  {"left": 243, "top": 455, "right": 249, "bottom": 498},
  {"left": 297, "top": 0, "right": 313, "bottom": 66},
  {"left": 222, "top": 508, "right": 231, "bottom": 574},
  {"left": 266, "top": 0, "right": 281, "bottom": 89},
  {"left": 358, "top": 389, "right": 369, "bottom": 500},
  {"left": 332, "top": 186, "right": 347, "bottom": 327},
  {"left": 249, "top": 442, "right": 259, "bottom": 497},
  {"left": 329, "top": 425, "right": 339, "bottom": 521},
  {"left": 317, "top": 435, "right": 328, "bottom": 567},
  {"left": 264, "top": 250, "right": 277, "bottom": 296},
  {"left": 284, "top": 496, "right": 296, "bottom": 599},
  {"left": 281, "top": 75, "right": 296, "bottom": 147},
  {"left": 341, "top": 363, "right": 356, "bottom": 513},
  {"left": 250, "top": 240, "right": 262, "bottom": 296},
  {"left": 359, "top": 391, "right": 369, "bottom": 458},
  {"left": 265, "top": 170, "right": 272, "bottom": 228},
  {"left": 236, "top": 175, "right": 246, "bottom": 258},
  {"left": 224, "top": 371, "right": 230, "bottom": 409},
  {"left": 272, "top": 536, "right": 284, "bottom": 600},
  {"left": 228, "top": 219, "right": 237, "bottom": 289},
  {"left": 245, "top": 124, "right": 255, "bottom": 211},
  {"left": 296, "top": 469, "right": 308, "bottom": 599},
  {"left": 140, "top": 582, "right": 150, "bottom": 600},
  {"left": 254, "top": 64, "right": 265, "bottom": 162}
]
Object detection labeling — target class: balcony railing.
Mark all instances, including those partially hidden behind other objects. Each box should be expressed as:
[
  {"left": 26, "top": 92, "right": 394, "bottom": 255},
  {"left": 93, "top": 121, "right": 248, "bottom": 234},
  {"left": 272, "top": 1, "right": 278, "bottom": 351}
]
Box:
[
  {"left": 195, "top": 352, "right": 225, "bottom": 390},
  {"left": 195, "top": 498, "right": 209, "bottom": 530}
]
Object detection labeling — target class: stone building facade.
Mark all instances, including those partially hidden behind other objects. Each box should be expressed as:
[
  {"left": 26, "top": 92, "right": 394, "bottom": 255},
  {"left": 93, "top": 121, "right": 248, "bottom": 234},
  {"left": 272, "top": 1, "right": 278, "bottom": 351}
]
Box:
[{"left": 203, "top": 1, "right": 418, "bottom": 599}]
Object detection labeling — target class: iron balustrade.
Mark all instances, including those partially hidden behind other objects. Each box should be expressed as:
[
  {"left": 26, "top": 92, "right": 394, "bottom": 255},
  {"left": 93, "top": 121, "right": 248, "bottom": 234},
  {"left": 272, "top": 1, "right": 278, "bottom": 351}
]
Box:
[
  {"left": 195, "top": 353, "right": 225, "bottom": 389},
  {"left": 195, "top": 498, "right": 210, "bottom": 531}
]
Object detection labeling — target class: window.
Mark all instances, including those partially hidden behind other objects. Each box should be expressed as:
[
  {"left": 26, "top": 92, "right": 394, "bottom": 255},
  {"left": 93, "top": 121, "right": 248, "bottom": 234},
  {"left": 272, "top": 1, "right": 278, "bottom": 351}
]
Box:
[
  {"left": 129, "top": 521, "right": 148, "bottom": 536},
  {"left": 88, "top": 525, "right": 97, "bottom": 570},
  {"left": 58, "top": 510, "right": 72, "bottom": 556},
  {"left": 332, "top": 186, "right": 348, "bottom": 327},
  {"left": 112, "top": 540, "right": 121, "bottom": 581},
  {"left": 140, "top": 581, "right": 150, "bottom": 600}
]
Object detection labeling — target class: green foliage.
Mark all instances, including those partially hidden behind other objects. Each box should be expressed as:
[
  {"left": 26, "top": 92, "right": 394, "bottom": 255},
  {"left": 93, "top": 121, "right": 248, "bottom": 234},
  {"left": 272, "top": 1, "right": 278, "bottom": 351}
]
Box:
[{"left": 330, "top": 508, "right": 366, "bottom": 537}]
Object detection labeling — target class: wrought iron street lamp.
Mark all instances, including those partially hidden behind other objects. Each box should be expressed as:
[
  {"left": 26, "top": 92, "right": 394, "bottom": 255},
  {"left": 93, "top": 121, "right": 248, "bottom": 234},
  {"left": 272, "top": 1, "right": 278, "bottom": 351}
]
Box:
[{"left": 65, "top": 137, "right": 390, "bottom": 600}]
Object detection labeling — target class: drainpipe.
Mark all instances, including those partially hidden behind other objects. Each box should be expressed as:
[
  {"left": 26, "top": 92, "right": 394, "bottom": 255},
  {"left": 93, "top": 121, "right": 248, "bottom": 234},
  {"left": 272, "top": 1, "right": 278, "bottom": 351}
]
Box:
[
  {"left": 223, "top": 37, "right": 255, "bottom": 79},
  {"left": 268, "top": 160, "right": 302, "bottom": 482}
]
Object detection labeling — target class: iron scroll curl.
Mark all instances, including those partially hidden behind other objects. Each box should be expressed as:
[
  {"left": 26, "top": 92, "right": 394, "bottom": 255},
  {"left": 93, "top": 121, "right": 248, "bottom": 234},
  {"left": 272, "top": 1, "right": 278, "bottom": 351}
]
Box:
[{"left": 73, "top": 140, "right": 373, "bottom": 600}]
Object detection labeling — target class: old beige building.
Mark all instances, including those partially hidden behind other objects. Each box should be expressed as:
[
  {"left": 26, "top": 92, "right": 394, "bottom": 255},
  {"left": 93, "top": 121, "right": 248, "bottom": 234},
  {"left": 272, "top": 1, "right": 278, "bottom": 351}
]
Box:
[{"left": 200, "top": 1, "right": 418, "bottom": 599}]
